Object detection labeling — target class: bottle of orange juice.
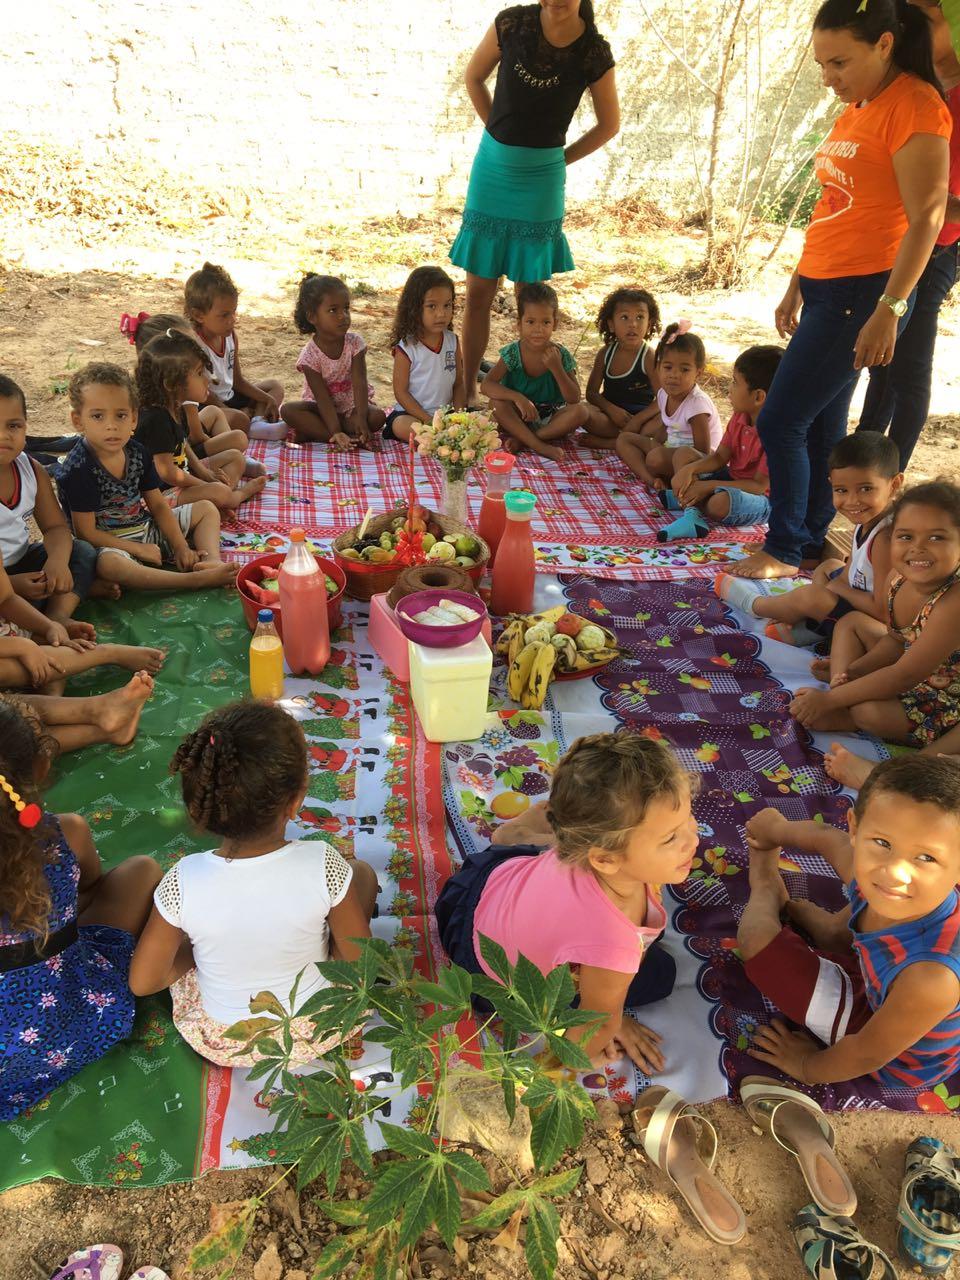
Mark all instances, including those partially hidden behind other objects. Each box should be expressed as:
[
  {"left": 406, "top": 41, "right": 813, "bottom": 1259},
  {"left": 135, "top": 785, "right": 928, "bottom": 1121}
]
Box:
[{"left": 249, "top": 609, "right": 284, "bottom": 700}]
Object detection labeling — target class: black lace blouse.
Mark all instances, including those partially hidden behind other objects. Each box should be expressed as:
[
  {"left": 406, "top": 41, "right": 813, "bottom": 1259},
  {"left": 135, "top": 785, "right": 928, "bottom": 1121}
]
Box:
[{"left": 486, "top": 5, "right": 615, "bottom": 149}]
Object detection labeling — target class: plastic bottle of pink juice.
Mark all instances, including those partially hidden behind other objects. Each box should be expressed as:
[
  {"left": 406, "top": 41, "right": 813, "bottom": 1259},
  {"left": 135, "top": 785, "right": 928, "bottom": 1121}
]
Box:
[{"left": 278, "top": 529, "right": 330, "bottom": 676}]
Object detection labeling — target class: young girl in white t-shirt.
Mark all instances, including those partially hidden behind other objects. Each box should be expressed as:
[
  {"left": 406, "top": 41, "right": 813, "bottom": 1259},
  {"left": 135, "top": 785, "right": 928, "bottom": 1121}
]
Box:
[
  {"left": 384, "top": 266, "right": 467, "bottom": 444},
  {"left": 615, "top": 322, "right": 721, "bottom": 491},
  {"left": 130, "top": 702, "right": 379, "bottom": 1066}
]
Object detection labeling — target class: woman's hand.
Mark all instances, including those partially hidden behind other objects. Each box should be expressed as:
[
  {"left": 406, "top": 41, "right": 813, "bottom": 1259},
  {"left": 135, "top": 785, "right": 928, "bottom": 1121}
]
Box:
[
  {"left": 603, "top": 1015, "right": 665, "bottom": 1074},
  {"left": 774, "top": 279, "right": 802, "bottom": 338},
  {"left": 853, "top": 306, "right": 899, "bottom": 370}
]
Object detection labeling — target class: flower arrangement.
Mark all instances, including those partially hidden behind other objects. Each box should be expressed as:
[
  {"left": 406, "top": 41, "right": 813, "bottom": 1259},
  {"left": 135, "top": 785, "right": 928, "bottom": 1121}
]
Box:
[{"left": 414, "top": 408, "right": 500, "bottom": 482}]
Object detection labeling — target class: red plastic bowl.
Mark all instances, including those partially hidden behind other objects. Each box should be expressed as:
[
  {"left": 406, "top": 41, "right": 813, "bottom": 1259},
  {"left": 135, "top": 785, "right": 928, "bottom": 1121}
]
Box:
[
  {"left": 395, "top": 589, "right": 487, "bottom": 648},
  {"left": 236, "top": 552, "right": 346, "bottom": 637}
]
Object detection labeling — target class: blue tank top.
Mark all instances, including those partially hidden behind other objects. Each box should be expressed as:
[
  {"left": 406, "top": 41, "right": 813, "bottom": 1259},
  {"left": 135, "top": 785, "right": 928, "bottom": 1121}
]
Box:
[
  {"left": 601, "top": 340, "right": 654, "bottom": 412},
  {"left": 849, "top": 880, "right": 960, "bottom": 1089}
]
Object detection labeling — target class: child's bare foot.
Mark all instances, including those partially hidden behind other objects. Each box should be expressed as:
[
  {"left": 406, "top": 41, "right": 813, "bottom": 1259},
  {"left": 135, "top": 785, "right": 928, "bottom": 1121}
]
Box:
[
  {"left": 810, "top": 656, "right": 831, "bottom": 681},
  {"left": 504, "top": 438, "right": 524, "bottom": 455},
  {"left": 99, "top": 643, "right": 166, "bottom": 673},
  {"left": 823, "top": 742, "right": 874, "bottom": 791},
  {"left": 536, "top": 444, "right": 564, "bottom": 463},
  {"left": 785, "top": 899, "right": 852, "bottom": 954},
  {"left": 190, "top": 561, "right": 237, "bottom": 587},
  {"left": 89, "top": 671, "right": 155, "bottom": 743},
  {"left": 243, "top": 459, "right": 268, "bottom": 478},
  {"left": 88, "top": 579, "right": 123, "bottom": 601},
  {"left": 235, "top": 476, "right": 268, "bottom": 505}
]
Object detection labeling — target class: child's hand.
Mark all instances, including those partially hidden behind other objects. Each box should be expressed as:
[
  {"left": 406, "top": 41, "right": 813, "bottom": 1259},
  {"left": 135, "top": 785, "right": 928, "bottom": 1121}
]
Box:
[
  {"left": 42, "top": 619, "right": 95, "bottom": 651},
  {"left": 11, "top": 571, "right": 49, "bottom": 600},
  {"left": 790, "top": 686, "right": 833, "bottom": 727},
  {"left": 543, "top": 344, "right": 564, "bottom": 374},
  {"left": 746, "top": 807, "right": 789, "bottom": 851},
  {"left": 18, "top": 641, "right": 66, "bottom": 687},
  {"left": 610, "top": 406, "right": 632, "bottom": 431},
  {"left": 43, "top": 562, "right": 74, "bottom": 595},
  {"left": 257, "top": 395, "right": 280, "bottom": 423},
  {"left": 749, "top": 1017, "right": 818, "bottom": 1083},
  {"left": 679, "top": 480, "right": 710, "bottom": 508},
  {"left": 331, "top": 431, "right": 356, "bottom": 452},
  {"left": 605, "top": 1016, "right": 665, "bottom": 1074},
  {"left": 515, "top": 395, "right": 538, "bottom": 423},
  {"left": 175, "top": 545, "right": 200, "bottom": 572},
  {"left": 134, "top": 544, "right": 164, "bottom": 567},
  {"left": 66, "top": 620, "right": 97, "bottom": 644}
]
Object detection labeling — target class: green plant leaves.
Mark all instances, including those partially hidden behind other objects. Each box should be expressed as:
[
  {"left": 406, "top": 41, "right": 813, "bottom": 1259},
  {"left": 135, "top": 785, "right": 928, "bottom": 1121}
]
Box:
[
  {"left": 463, "top": 1168, "right": 582, "bottom": 1280},
  {"left": 522, "top": 1075, "right": 595, "bottom": 1172}
]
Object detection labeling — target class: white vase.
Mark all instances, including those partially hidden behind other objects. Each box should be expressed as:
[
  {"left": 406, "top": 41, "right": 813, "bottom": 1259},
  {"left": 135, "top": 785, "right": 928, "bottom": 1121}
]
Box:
[{"left": 441, "top": 474, "right": 468, "bottom": 524}]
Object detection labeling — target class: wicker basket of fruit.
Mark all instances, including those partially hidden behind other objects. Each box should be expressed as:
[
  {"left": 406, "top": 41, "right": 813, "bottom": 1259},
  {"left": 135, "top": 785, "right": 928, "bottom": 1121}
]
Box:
[{"left": 332, "top": 505, "right": 490, "bottom": 602}]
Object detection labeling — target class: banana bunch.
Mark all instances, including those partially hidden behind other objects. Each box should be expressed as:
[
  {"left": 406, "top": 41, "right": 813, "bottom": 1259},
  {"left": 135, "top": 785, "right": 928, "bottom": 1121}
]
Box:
[{"left": 506, "top": 640, "right": 558, "bottom": 709}]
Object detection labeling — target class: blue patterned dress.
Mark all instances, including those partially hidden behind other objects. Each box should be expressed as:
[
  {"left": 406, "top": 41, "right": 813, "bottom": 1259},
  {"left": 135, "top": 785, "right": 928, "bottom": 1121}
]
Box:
[{"left": 0, "top": 819, "right": 137, "bottom": 1121}]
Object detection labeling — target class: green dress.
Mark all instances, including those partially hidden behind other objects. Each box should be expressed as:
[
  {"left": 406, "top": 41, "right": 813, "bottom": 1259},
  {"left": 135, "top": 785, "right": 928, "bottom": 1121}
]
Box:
[{"left": 499, "top": 341, "right": 577, "bottom": 424}]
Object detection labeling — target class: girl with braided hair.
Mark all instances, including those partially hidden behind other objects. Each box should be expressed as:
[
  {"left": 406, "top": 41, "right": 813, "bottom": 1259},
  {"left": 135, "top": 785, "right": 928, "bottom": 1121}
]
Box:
[
  {"left": 130, "top": 702, "right": 378, "bottom": 1067},
  {"left": 0, "top": 698, "right": 160, "bottom": 1120},
  {"left": 436, "top": 731, "right": 698, "bottom": 1073}
]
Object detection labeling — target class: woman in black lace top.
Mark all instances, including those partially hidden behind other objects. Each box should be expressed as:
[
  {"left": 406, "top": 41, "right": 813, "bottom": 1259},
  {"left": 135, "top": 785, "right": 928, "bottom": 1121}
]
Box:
[{"left": 450, "top": 2, "right": 620, "bottom": 393}]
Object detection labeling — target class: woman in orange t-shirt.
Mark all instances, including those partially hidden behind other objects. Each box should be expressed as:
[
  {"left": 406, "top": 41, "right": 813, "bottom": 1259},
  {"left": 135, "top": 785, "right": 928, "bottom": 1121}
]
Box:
[{"left": 733, "top": 0, "right": 950, "bottom": 581}]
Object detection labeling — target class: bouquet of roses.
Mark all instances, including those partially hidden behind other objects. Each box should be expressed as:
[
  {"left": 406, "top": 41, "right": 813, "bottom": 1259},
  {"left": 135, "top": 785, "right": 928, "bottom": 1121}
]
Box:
[{"left": 414, "top": 408, "right": 501, "bottom": 482}]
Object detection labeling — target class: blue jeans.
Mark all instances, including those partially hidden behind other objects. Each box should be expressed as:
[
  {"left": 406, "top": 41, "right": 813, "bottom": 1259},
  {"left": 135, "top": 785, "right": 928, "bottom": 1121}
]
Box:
[
  {"left": 857, "top": 241, "right": 959, "bottom": 471},
  {"left": 758, "top": 272, "right": 913, "bottom": 567},
  {"left": 698, "top": 468, "right": 772, "bottom": 526}
]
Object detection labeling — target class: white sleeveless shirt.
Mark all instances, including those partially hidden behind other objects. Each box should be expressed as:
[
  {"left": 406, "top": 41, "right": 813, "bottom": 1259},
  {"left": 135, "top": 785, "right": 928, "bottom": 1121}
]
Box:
[
  {"left": 848, "top": 516, "right": 890, "bottom": 593},
  {"left": 195, "top": 330, "right": 236, "bottom": 401},
  {"left": 393, "top": 331, "right": 458, "bottom": 416},
  {"left": 0, "top": 454, "right": 38, "bottom": 565}
]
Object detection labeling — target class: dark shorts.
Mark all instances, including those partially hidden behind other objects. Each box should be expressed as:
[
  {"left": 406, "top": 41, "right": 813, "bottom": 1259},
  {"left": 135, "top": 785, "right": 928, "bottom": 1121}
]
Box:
[
  {"left": 382, "top": 408, "right": 409, "bottom": 442},
  {"left": 435, "top": 843, "right": 676, "bottom": 1010},
  {"left": 191, "top": 437, "right": 208, "bottom": 459},
  {"left": 7, "top": 540, "right": 98, "bottom": 603},
  {"left": 743, "top": 925, "right": 870, "bottom": 1045},
  {"left": 806, "top": 566, "right": 854, "bottom": 647},
  {"left": 223, "top": 391, "right": 255, "bottom": 412}
]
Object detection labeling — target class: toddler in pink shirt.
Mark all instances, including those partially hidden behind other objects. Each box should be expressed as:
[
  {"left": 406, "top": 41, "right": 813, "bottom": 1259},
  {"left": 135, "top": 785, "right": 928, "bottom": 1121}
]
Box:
[{"left": 436, "top": 732, "right": 699, "bottom": 1073}]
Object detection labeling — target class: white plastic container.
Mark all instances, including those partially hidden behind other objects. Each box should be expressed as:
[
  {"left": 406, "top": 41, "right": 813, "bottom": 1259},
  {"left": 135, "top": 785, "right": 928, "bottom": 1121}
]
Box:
[{"left": 408, "top": 635, "right": 493, "bottom": 742}]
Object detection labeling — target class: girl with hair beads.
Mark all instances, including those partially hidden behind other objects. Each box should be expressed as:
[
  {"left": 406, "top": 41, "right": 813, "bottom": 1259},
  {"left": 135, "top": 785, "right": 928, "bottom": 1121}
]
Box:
[
  {"left": 135, "top": 331, "right": 266, "bottom": 513},
  {"left": 481, "top": 281, "right": 588, "bottom": 461},
  {"left": 436, "top": 732, "right": 698, "bottom": 1072},
  {"left": 791, "top": 480, "right": 960, "bottom": 743},
  {"left": 0, "top": 698, "right": 160, "bottom": 1120},
  {"left": 583, "top": 286, "right": 661, "bottom": 446},
  {"left": 615, "top": 322, "right": 721, "bottom": 489},
  {"left": 281, "top": 275, "right": 385, "bottom": 449},
  {"left": 384, "top": 267, "right": 466, "bottom": 444},
  {"left": 130, "top": 702, "right": 379, "bottom": 1066}
]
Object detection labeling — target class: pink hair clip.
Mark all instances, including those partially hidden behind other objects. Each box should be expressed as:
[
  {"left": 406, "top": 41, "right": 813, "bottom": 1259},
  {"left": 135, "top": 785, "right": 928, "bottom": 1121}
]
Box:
[
  {"left": 666, "top": 318, "right": 693, "bottom": 345},
  {"left": 119, "top": 311, "right": 150, "bottom": 344}
]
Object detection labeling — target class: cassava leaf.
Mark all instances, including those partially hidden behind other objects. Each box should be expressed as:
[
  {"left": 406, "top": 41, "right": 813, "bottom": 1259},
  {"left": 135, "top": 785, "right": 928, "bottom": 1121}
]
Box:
[
  {"left": 379, "top": 1120, "right": 436, "bottom": 1159},
  {"left": 477, "top": 934, "right": 512, "bottom": 985},
  {"left": 309, "top": 1230, "right": 364, "bottom": 1278},
  {"left": 222, "top": 1016, "right": 278, "bottom": 1043},
  {"left": 525, "top": 1195, "right": 561, "bottom": 1280},
  {"left": 318, "top": 1198, "right": 368, "bottom": 1226},
  {"left": 248, "top": 991, "right": 286, "bottom": 1018}
]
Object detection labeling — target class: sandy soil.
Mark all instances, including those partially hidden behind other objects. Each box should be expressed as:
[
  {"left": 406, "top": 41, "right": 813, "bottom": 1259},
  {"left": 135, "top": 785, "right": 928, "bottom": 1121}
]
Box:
[{"left": 2, "top": 205, "right": 959, "bottom": 1279}]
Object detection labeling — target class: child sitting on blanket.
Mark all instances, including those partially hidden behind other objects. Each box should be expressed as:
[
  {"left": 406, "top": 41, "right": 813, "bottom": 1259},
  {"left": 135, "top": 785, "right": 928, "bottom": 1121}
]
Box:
[
  {"left": 740, "top": 755, "right": 960, "bottom": 1090},
  {"left": 185, "top": 261, "right": 285, "bottom": 433},
  {"left": 614, "top": 322, "right": 722, "bottom": 490},
  {"left": 436, "top": 732, "right": 698, "bottom": 1074},
  {"left": 58, "top": 363, "right": 236, "bottom": 594},
  {"left": 281, "top": 273, "right": 386, "bottom": 449},
  {"left": 716, "top": 431, "right": 902, "bottom": 651},
  {"left": 0, "top": 697, "right": 161, "bottom": 1121},
  {"left": 481, "top": 283, "right": 588, "bottom": 462},
  {"left": 789, "top": 480, "right": 960, "bottom": 744},
  {"left": 384, "top": 266, "right": 467, "bottom": 445},
  {"left": 582, "top": 285, "right": 661, "bottom": 448},
  {"left": 129, "top": 702, "right": 380, "bottom": 1067},
  {"left": 135, "top": 331, "right": 267, "bottom": 513}
]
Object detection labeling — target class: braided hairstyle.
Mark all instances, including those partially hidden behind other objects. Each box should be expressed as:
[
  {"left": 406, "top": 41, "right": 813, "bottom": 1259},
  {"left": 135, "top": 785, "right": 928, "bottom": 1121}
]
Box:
[
  {"left": 0, "top": 697, "right": 59, "bottom": 942},
  {"left": 293, "top": 274, "right": 349, "bottom": 335},
  {"left": 171, "top": 702, "right": 309, "bottom": 841},
  {"left": 546, "top": 731, "right": 694, "bottom": 867}
]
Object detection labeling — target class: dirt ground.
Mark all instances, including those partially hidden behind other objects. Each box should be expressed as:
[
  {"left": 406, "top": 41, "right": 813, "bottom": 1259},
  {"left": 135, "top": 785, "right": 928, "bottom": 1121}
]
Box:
[{"left": 2, "top": 200, "right": 959, "bottom": 1279}]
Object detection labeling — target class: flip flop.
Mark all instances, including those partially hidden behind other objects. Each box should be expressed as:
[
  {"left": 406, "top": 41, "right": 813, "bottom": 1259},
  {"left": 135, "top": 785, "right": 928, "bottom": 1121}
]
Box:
[
  {"left": 793, "top": 1204, "right": 896, "bottom": 1280},
  {"left": 131, "top": 1269, "right": 171, "bottom": 1280},
  {"left": 49, "top": 1245, "right": 124, "bottom": 1280},
  {"left": 741, "top": 1077, "right": 857, "bottom": 1217},
  {"left": 631, "top": 1086, "right": 747, "bottom": 1245},
  {"left": 897, "top": 1136, "right": 960, "bottom": 1276}
]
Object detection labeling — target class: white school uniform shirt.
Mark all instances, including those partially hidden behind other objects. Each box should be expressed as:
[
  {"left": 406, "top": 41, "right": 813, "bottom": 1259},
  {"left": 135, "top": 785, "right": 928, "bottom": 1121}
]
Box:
[
  {"left": 195, "top": 330, "right": 237, "bottom": 401},
  {"left": 393, "top": 331, "right": 458, "bottom": 416},
  {"left": 0, "top": 454, "right": 38, "bottom": 565},
  {"left": 657, "top": 385, "right": 723, "bottom": 451},
  {"left": 153, "top": 839, "right": 353, "bottom": 1024},
  {"left": 848, "top": 516, "right": 891, "bottom": 593}
]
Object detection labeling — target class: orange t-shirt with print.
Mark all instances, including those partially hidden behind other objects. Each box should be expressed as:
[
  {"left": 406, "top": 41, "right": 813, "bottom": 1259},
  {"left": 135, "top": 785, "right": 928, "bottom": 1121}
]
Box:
[{"left": 800, "top": 73, "right": 952, "bottom": 280}]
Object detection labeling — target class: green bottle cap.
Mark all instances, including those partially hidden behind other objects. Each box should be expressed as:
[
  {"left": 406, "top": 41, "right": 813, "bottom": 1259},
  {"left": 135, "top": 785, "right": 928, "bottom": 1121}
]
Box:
[{"left": 503, "top": 489, "right": 537, "bottom": 516}]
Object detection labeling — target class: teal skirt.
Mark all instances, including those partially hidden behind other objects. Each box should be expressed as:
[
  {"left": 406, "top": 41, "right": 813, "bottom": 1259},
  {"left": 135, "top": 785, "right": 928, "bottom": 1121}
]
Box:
[{"left": 449, "top": 131, "right": 575, "bottom": 282}]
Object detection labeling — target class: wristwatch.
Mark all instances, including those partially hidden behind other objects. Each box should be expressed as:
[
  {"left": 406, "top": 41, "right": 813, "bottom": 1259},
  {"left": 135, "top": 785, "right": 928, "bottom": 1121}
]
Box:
[{"left": 879, "top": 294, "right": 908, "bottom": 318}]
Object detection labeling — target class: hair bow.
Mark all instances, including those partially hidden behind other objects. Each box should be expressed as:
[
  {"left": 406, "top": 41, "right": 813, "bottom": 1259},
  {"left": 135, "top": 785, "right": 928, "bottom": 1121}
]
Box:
[
  {"left": 119, "top": 311, "right": 150, "bottom": 345},
  {"left": 665, "top": 318, "right": 693, "bottom": 344}
]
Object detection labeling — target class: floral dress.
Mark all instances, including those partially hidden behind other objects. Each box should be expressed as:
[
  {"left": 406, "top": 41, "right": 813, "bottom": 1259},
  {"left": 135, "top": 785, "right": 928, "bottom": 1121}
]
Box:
[
  {"left": 888, "top": 571, "right": 960, "bottom": 745},
  {"left": 0, "top": 819, "right": 136, "bottom": 1121}
]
